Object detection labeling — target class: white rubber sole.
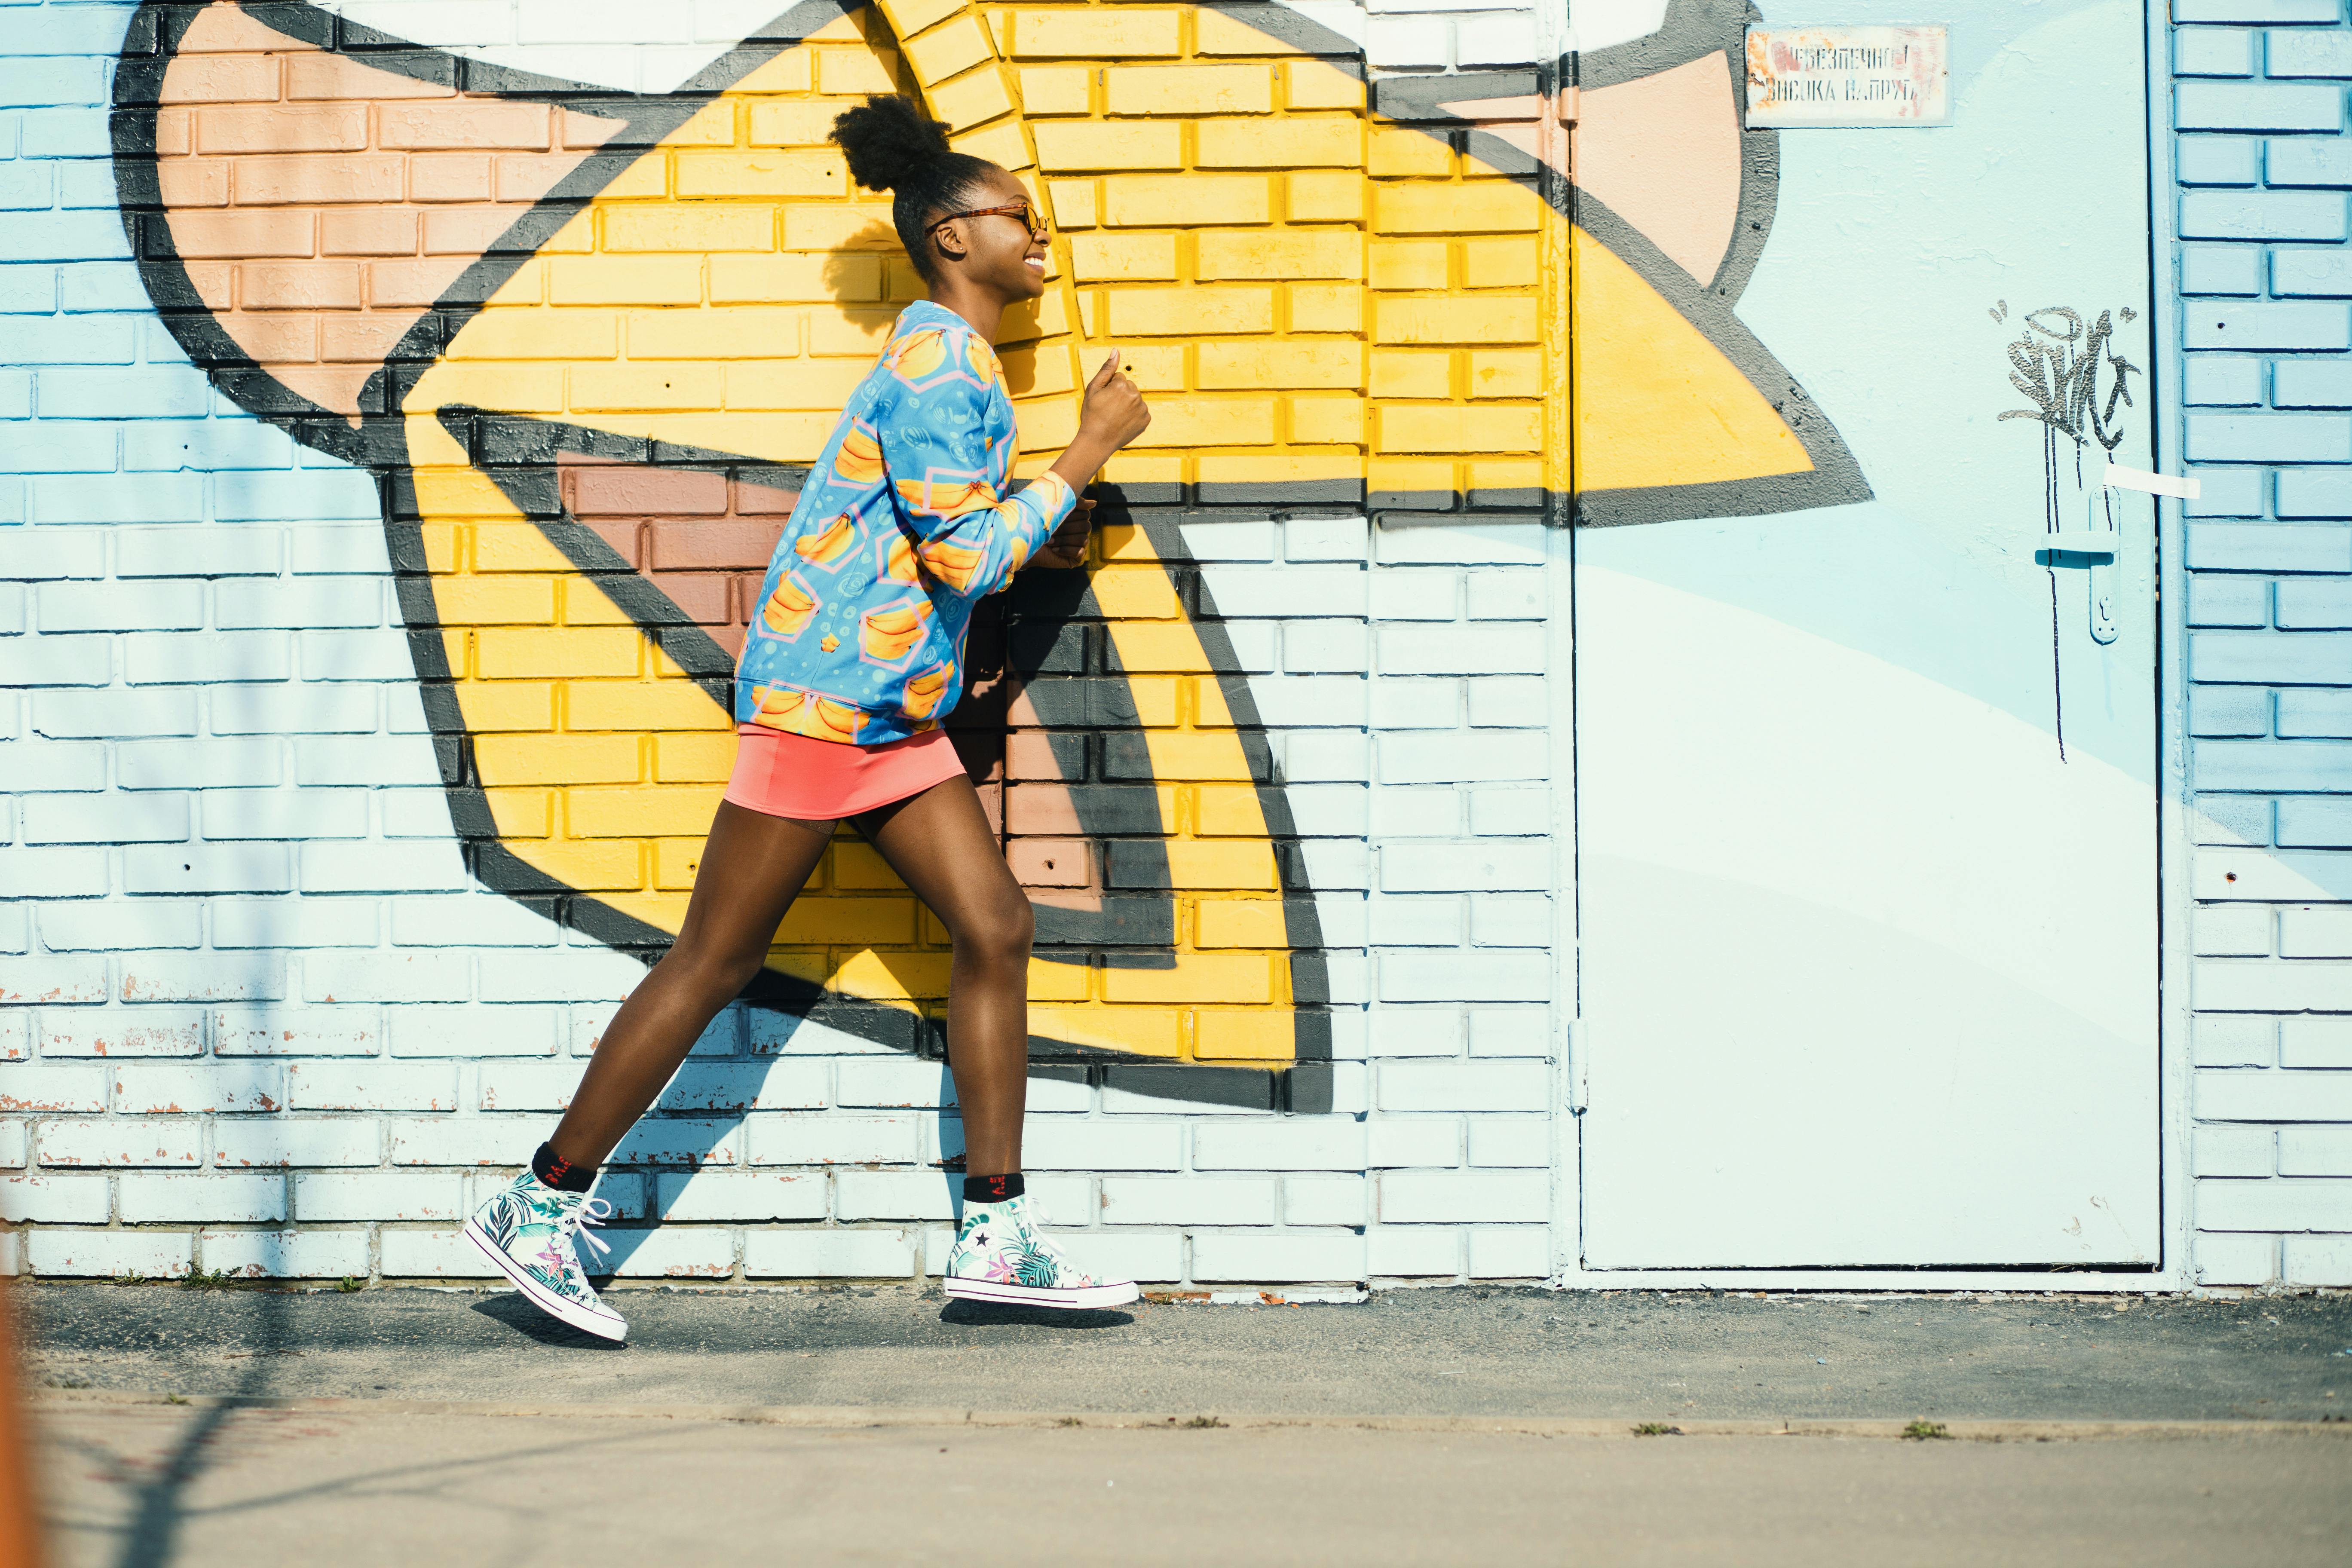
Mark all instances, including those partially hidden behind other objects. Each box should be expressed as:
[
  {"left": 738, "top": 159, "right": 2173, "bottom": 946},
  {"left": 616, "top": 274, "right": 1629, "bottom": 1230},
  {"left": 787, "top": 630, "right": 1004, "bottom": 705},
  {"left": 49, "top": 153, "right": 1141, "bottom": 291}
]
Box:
[
  {"left": 462, "top": 1217, "right": 628, "bottom": 1342},
  {"left": 944, "top": 1275, "right": 1141, "bottom": 1310}
]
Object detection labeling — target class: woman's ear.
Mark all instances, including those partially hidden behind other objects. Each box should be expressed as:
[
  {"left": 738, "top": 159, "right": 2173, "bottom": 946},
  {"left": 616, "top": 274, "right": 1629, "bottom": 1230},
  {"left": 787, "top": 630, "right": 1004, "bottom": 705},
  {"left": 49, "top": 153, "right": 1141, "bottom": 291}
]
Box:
[{"left": 931, "top": 218, "right": 966, "bottom": 267}]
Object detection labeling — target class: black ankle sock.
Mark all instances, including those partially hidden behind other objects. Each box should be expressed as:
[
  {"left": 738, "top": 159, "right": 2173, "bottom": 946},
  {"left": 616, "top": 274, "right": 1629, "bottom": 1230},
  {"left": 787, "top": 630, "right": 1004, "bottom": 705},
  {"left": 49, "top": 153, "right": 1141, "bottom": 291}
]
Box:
[
  {"left": 963, "top": 1172, "right": 1024, "bottom": 1204},
  {"left": 532, "top": 1141, "right": 597, "bottom": 1193}
]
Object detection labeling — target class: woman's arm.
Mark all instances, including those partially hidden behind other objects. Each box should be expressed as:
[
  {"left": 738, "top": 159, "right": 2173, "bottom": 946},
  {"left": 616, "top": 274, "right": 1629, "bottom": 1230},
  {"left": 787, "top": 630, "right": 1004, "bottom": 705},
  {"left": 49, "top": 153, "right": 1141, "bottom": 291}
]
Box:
[{"left": 881, "top": 375, "right": 1076, "bottom": 600}]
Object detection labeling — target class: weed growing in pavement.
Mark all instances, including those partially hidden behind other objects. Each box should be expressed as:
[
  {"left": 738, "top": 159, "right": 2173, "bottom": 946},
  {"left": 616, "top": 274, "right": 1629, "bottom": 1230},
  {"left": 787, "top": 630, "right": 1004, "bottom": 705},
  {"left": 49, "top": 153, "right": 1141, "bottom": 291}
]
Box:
[
  {"left": 1902, "top": 1420, "right": 1952, "bottom": 1441},
  {"left": 1055, "top": 1417, "right": 1084, "bottom": 1427},
  {"left": 1632, "top": 1423, "right": 1683, "bottom": 1436},
  {"left": 181, "top": 1268, "right": 236, "bottom": 1290},
  {"left": 335, "top": 1276, "right": 365, "bottom": 1293},
  {"left": 1179, "top": 1415, "right": 1227, "bottom": 1429},
  {"left": 164, "top": 1394, "right": 188, "bottom": 1406}
]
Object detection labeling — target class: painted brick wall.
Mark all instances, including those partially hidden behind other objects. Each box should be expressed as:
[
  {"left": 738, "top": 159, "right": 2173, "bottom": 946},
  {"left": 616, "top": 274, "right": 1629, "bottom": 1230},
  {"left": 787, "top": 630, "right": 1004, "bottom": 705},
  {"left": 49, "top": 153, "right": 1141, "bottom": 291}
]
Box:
[
  {"left": 2177, "top": 0, "right": 2352, "bottom": 1289},
  {"left": 0, "top": 0, "right": 1559, "bottom": 1287}
]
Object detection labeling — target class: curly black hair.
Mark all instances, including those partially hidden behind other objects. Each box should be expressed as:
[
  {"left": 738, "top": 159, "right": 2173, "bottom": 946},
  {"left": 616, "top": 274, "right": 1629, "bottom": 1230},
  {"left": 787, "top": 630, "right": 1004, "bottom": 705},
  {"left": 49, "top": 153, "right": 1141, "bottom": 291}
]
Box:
[{"left": 830, "top": 95, "right": 1000, "bottom": 282}]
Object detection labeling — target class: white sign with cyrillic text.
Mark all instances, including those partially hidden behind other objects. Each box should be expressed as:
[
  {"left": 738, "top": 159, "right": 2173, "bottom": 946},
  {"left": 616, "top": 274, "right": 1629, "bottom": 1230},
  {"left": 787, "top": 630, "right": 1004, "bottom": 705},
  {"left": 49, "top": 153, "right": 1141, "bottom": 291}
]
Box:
[{"left": 1745, "top": 26, "right": 1951, "bottom": 127}]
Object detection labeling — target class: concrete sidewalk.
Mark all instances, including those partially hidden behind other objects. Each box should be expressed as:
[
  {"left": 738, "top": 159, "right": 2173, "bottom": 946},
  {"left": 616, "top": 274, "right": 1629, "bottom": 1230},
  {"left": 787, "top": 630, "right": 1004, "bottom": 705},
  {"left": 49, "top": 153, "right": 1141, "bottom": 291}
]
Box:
[{"left": 18, "top": 1282, "right": 2352, "bottom": 1422}]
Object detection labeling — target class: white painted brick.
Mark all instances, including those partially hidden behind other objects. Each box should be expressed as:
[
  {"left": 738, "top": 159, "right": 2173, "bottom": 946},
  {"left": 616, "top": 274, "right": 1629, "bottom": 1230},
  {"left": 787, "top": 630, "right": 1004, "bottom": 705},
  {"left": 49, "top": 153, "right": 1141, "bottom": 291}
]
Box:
[
  {"left": 655, "top": 1170, "right": 827, "bottom": 1222},
  {"left": 1468, "top": 1116, "right": 1550, "bottom": 1167},
  {"left": 40, "top": 1117, "right": 201, "bottom": 1167},
  {"left": 1191, "top": 1228, "right": 1363, "bottom": 1282},
  {"left": 1023, "top": 1118, "right": 1182, "bottom": 1171},
  {"left": 1369, "top": 1113, "right": 1462, "bottom": 1175},
  {"left": 836, "top": 1169, "right": 956, "bottom": 1220},
  {"left": 34, "top": 688, "right": 199, "bottom": 738},
  {"left": 112, "top": 1062, "right": 284, "bottom": 1114},
  {"left": 1103, "top": 1066, "right": 1275, "bottom": 1114},
  {"left": 1179, "top": 520, "right": 1278, "bottom": 560},
  {"left": 0, "top": 740, "right": 105, "bottom": 790},
  {"left": 837, "top": 1056, "right": 952, "bottom": 1108},
  {"left": 1375, "top": 521, "right": 1545, "bottom": 567},
  {"left": 1468, "top": 1008, "right": 1550, "bottom": 1057},
  {"left": 303, "top": 842, "right": 474, "bottom": 895},
  {"left": 1465, "top": 569, "right": 1545, "bottom": 619},
  {"left": 41, "top": 901, "right": 205, "bottom": 951},
  {"left": 1308, "top": 894, "right": 1368, "bottom": 947},
  {"left": 2, "top": 848, "right": 110, "bottom": 897},
  {"left": 379, "top": 1227, "right": 499, "bottom": 1278},
  {"left": 22, "top": 791, "right": 190, "bottom": 845},
  {"left": 1380, "top": 840, "right": 1547, "bottom": 892},
  {"left": 119, "top": 952, "right": 285, "bottom": 1002},
  {"left": 1284, "top": 1174, "right": 1366, "bottom": 1226},
  {"left": 1, "top": 1173, "right": 109, "bottom": 1223},
  {"left": 1193, "top": 1118, "right": 1364, "bottom": 1170},
  {"left": 1197, "top": 566, "right": 1366, "bottom": 618},
  {"left": 36, "top": 579, "right": 202, "bottom": 634},
  {"left": 1371, "top": 895, "right": 1463, "bottom": 946},
  {"left": 0, "top": 1014, "right": 20, "bottom": 1065},
  {"left": 297, "top": 1172, "right": 465, "bottom": 1222},
  {"left": 210, "top": 683, "right": 379, "bottom": 735},
  {"left": 1380, "top": 1060, "right": 1546, "bottom": 1112},
  {"left": 294, "top": 735, "right": 447, "bottom": 787},
  {"left": 2283, "top": 1233, "right": 2352, "bottom": 1285},
  {"left": 0, "top": 956, "right": 108, "bottom": 1004},
  {"left": 1284, "top": 784, "right": 1370, "bottom": 840},
  {"left": 2280, "top": 1127, "right": 2352, "bottom": 1174},
  {"left": 0, "top": 529, "right": 105, "bottom": 580},
  {"left": 607, "top": 1226, "right": 736, "bottom": 1279},
  {"left": 0, "top": 1063, "right": 107, "bottom": 1112},
  {"left": 1102, "top": 1175, "right": 1275, "bottom": 1225},
  {"left": 657, "top": 1061, "right": 827, "bottom": 1113},
  {"left": 1465, "top": 676, "right": 1549, "bottom": 729},
  {"left": 214, "top": 1117, "right": 380, "bottom": 1169},
  {"left": 2195, "top": 1126, "right": 2276, "bottom": 1176},
  {"left": 123, "top": 632, "right": 290, "bottom": 686},
  {"left": 2196, "top": 1176, "right": 2352, "bottom": 1231},
  {"left": 2196, "top": 1067, "right": 2352, "bottom": 1121},
  {"left": 1368, "top": 568, "right": 1460, "bottom": 621},
  {"left": 1379, "top": 950, "right": 1548, "bottom": 1003},
  {"left": 0, "top": 1121, "right": 23, "bottom": 1168},
  {"left": 1238, "top": 675, "right": 1367, "bottom": 726},
  {"left": 475, "top": 1061, "right": 584, "bottom": 1112},
  {"left": 386, "top": 1116, "right": 537, "bottom": 1167},
  {"left": 214, "top": 898, "right": 380, "bottom": 949},
  {"left": 289, "top": 1062, "right": 457, "bottom": 1112},
  {"left": 2195, "top": 1230, "right": 2278, "bottom": 1285},
  {"left": 389, "top": 895, "right": 564, "bottom": 947},
  {"left": 40, "top": 1008, "right": 208, "bottom": 1063},
  {"left": 29, "top": 1228, "right": 190, "bottom": 1279},
  {"left": 1299, "top": 842, "right": 1372, "bottom": 894},
  {"left": 1456, "top": 12, "right": 1538, "bottom": 64},
  {"left": 607, "top": 1119, "right": 741, "bottom": 1166},
  {"left": 574, "top": 1002, "right": 739, "bottom": 1058},
  {"left": 744, "top": 1225, "right": 915, "bottom": 1278},
  {"left": 2194, "top": 1014, "right": 2275, "bottom": 1066},
  {"left": 1369, "top": 785, "right": 1463, "bottom": 837},
  {"left": 214, "top": 1004, "right": 381, "bottom": 1056},
  {"left": 1379, "top": 1168, "right": 1547, "bottom": 1224},
  {"left": 1281, "top": 729, "right": 1371, "bottom": 782},
  {"left": 202, "top": 790, "right": 368, "bottom": 840},
  {"left": 1283, "top": 515, "right": 1369, "bottom": 560},
  {"left": 214, "top": 579, "right": 382, "bottom": 629},
  {"left": 201, "top": 1228, "right": 369, "bottom": 1280},
  {"left": 388, "top": 1004, "right": 562, "bottom": 1056},
  {"left": 1363, "top": 14, "right": 1446, "bottom": 66},
  {"left": 1376, "top": 730, "right": 1546, "bottom": 784},
  {"left": 1281, "top": 620, "right": 1368, "bottom": 672},
  {"left": 1378, "top": 624, "right": 1544, "bottom": 676},
  {"left": 0, "top": 1231, "right": 16, "bottom": 1277},
  {"left": 1369, "top": 677, "right": 1461, "bottom": 729},
  {"left": 119, "top": 1173, "right": 287, "bottom": 1223},
  {"left": 8, "top": 635, "right": 113, "bottom": 687},
  {"left": 2282, "top": 1016, "right": 2352, "bottom": 1066},
  {"left": 1369, "top": 1225, "right": 1461, "bottom": 1277},
  {"left": 746, "top": 1113, "right": 916, "bottom": 1165},
  {"left": 1467, "top": 1224, "right": 1549, "bottom": 1277}
]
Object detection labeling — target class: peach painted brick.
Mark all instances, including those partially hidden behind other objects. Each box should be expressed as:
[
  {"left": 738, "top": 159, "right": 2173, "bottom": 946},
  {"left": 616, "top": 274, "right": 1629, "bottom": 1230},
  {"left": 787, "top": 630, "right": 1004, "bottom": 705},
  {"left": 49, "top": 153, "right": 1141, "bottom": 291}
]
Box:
[
  {"left": 160, "top": 54, "right": 282, "bottom": 104},
  {"left": 156, "top": 159, "right": 231, "bottom": 208},
  {"left": 496, "top": 154, "right": 602, "bottom": 203},
  {"left": 408, "top": 156, "right": 493, "bottom": 203},
  {"left": 366, "top": 258, "right": 469, "bottom": 308},
  {"left": 195, "top": 104, "right": 369, "bottom": 156},
  {"left": 168, "top": 208, "right": 317, "bottom": 258},
  {"left": 154, "top": 108, "right": 191, "bottom": 156},
  {"left": 322, "top": 207, "right": 422, "bottom": 257},
  {"left": 376, "top": 101, "right": 553, "bottom": 152},
  {"left": 239, "top": 261, "right": 364, "bottom": 310},
  {"left": 422, "top": 207, "right": 530, "bottom": 256},
  {"left": 321, "top": 314, "right": 421, "bottom": 362},
  {"left": 229, "top": 315, "right": 320, "bottom": 362},
  {"left": 232, "top": 154, "right": 407, "bottom": 206},
  {"left": 285, "top": 52, "right": 456, "bottom": 101}
]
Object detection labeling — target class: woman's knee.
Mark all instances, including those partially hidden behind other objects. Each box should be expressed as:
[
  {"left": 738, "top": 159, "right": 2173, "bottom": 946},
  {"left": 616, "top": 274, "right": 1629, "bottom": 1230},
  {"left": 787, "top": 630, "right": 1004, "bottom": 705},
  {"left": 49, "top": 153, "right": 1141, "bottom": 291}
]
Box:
[
  {"left": 952, "top": 893, "right": 1033, "bottom": 972},
  {"left": 656, "top": 931, "right": 769, "bottom": 1001}
]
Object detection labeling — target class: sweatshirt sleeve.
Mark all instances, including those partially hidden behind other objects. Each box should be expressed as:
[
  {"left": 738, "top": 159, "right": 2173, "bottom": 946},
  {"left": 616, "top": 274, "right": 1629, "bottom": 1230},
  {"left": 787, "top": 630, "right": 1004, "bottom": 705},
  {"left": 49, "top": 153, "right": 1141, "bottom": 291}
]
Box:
[{"left": 879, "top": 361, "right": 1075, "bottom": 602}]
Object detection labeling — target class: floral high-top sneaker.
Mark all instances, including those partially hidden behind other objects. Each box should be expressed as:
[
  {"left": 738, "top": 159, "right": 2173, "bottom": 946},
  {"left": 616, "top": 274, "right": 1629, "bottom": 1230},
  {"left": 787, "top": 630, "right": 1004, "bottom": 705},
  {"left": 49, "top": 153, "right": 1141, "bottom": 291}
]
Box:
[
  {"left": 463, "top": 1169, "right": 627, "bottom": 1341},
  {"left": 943, "top": 1194, "right": 1139, "bottom": 1309}
]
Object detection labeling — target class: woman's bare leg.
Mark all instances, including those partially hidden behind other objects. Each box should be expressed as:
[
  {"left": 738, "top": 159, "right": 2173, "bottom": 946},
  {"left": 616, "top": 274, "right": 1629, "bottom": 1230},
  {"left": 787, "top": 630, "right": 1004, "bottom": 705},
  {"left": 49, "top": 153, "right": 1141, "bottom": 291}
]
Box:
[
  {"left": 855, "top": 776, "right": 1034, "bottom": 1178},
  {"left": 547, "top": 802, "right": 833, "bottom": 1168}
]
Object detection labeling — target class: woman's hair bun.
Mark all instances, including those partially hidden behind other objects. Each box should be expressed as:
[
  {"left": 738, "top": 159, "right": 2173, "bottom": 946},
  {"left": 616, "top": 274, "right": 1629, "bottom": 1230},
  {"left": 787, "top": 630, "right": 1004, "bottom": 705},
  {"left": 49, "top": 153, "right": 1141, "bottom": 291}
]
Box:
[{"left": 830, "top": 95, "right": 953, "bottom": 193}]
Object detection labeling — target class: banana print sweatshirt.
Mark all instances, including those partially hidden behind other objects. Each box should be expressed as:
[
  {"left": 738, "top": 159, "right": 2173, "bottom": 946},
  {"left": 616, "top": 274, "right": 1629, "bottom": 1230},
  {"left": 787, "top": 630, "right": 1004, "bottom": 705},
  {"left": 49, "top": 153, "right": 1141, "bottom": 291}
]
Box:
[{"left": 735, "top": 300, "right": 1078, "bottom": 747}]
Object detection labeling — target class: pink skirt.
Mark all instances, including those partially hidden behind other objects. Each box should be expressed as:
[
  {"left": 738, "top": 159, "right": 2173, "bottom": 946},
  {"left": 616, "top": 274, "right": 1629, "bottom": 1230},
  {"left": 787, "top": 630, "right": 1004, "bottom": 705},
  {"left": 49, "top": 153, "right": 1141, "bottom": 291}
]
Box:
[{"left": 723, "top": 725, "right": 968, "bottom": 821}]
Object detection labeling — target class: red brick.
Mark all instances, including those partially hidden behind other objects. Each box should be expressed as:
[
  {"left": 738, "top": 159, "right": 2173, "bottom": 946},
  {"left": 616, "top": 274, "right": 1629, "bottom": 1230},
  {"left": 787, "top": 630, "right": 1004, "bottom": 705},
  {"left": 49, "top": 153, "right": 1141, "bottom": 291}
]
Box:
[
  {"left": 168, "top": 207, "right": 315, "bottom": 258},
  {"left": 408, "top": 155, "right": 493, "bottom": 203},
  {"left": 239, "top": 261, "right": 363, "bottom": 310},
  {"left": 195, "top": 104, "right": 369, "bottom": 155},
  {"left": 579, "top": 519, "right": 643, "bottom": 565},
  {"left": 232, "top": 153, "right": 406, "bottom": 206},
  {"left": 322, "top": 207, "right": 421, "bottom": 256},
  {"left": 647, "top": 518, "right": 781, "bottom": 569},
  {"left": 645, "top": 572, "right": 731, "bottom": 624},
  {"left": 1007, "top": 730, "right": 1076, "bottom": 781},
  {"left": 1008, "top": 839, "right": 1091, "bottom": 887},
  {"left": 377, "top": 100, "right": 551, "bottom": 151},
  {"left": 160, "top": 54, "right": 282, "bottom": 104},
  {"left": 575, "top": 465, "right": 729, "bottom": 518}
]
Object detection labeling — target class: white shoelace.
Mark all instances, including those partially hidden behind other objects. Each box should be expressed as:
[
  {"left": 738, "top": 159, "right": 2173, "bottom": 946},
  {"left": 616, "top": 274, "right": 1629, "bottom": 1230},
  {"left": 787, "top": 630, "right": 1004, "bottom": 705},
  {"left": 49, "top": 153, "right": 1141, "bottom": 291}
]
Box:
[{"left": 559, "top": 1195, "right": 615, "bottom": 1270}]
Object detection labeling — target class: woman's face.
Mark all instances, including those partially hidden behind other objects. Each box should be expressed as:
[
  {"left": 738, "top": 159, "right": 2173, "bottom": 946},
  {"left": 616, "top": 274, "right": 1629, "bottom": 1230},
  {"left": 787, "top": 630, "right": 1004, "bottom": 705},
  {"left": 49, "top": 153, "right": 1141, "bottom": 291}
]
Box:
[{"left": 932, "top": 167, "right": 1047, "bottom": 300}]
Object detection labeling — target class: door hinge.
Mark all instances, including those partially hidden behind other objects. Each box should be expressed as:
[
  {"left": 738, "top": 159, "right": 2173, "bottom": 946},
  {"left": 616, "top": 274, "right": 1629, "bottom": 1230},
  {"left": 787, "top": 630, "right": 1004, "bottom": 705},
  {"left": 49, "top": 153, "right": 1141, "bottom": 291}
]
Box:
[{"left": 1562, "top": 1017, "right": 1589, "bottom": 1112}]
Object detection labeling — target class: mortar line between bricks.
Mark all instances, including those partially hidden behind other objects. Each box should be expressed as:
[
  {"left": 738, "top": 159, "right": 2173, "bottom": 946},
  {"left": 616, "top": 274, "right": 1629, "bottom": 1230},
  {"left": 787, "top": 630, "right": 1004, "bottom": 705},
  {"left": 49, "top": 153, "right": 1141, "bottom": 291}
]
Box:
[{"left": 30, "top": 1391, "right": 2352, "bottom": 1442}]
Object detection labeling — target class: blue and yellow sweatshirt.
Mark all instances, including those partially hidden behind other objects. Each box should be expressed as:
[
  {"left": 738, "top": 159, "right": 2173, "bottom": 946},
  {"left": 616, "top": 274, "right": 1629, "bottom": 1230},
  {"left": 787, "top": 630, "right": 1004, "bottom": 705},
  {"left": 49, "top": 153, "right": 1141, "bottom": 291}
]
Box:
[{"left": 734, "top": 300, "right": 1078, "bottom": 746}]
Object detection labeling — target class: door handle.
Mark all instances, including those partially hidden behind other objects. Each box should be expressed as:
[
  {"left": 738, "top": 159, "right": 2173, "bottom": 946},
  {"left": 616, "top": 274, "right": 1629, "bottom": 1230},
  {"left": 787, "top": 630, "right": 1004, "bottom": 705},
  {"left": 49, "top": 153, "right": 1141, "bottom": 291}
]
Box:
[{"left": 2031, "top": 495, "right": 2122, "bottom": 644}]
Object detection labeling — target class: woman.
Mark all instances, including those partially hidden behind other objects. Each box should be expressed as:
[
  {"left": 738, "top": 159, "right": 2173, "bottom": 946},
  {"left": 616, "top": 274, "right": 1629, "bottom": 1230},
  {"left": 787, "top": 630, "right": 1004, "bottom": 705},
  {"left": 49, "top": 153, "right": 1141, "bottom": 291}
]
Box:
[{"left": 462, "top": 95, "right": 1152, "bottom": 1340}]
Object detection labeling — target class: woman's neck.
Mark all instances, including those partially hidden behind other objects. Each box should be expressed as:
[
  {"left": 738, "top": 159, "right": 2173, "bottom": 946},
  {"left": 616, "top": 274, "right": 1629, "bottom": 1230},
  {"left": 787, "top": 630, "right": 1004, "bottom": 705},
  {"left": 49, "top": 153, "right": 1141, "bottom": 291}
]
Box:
[{"left": 925, "top": 276, "right": 1008, "bottom": 341}]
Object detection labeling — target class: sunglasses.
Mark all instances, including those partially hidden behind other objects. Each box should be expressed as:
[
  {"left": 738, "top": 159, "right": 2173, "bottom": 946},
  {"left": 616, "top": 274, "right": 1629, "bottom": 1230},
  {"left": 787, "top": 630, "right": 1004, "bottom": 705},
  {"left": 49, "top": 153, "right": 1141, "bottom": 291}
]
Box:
[{"left": 929, "top": 199, "right": 1048, "bottom": 242}]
